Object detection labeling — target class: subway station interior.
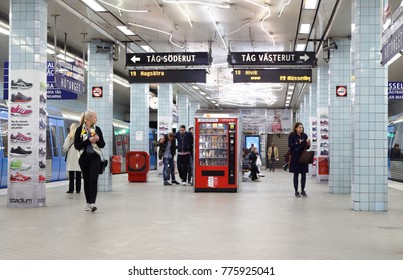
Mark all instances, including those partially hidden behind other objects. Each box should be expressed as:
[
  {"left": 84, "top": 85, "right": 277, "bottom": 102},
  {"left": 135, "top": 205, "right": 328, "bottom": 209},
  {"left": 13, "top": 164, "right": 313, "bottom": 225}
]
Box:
[{"left": 1, "top": 0, "right": 403, "bottom": 260}]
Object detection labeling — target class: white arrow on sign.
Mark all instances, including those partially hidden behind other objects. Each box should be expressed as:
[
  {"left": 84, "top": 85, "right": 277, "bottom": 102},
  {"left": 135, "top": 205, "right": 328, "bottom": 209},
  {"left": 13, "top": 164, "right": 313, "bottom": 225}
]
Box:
[
  {"left": 299, "top": 54, "right": 310, "bottom": 62},
  {"left": 130, "top": 55, "right": 141, "bottom": 63}
]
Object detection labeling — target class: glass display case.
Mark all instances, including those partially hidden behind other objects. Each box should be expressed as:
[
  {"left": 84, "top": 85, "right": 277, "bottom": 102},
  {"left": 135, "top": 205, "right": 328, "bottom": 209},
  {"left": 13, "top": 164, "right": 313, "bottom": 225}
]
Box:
[{"left": 198, "top": 122, "right": 228, "bottom": 166}]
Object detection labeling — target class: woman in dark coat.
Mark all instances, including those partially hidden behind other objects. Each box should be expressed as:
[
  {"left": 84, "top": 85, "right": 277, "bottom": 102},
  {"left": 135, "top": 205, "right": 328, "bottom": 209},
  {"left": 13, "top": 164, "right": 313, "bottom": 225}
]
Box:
[{"left": 288, "top": 122, "right": 311, "bottom": 197}]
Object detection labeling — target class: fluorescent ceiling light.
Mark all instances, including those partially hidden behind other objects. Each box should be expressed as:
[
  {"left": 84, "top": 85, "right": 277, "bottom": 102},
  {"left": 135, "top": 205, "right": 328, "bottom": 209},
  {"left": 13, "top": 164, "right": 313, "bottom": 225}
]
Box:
[
  {"left": 113, "top": 75, "right": 130, "bottom": 88},
  {"left": 82, "top": 0, "right": 107, "bottom": 12},
  {"left": 304, "top": 0, "right": 318, "bottom": 9},
  {"left": 296, "top": 43, "right": 306, "bottom": 51},
  {"left": 299, "top": 24, "right": 310, "bottom": 34},
  {"left": 116, "top": 26, "right": 135, "bottom": 36},
  {"left": 140, "top": 45, "right": 155, "bottom": 53},
  {"left": 199, "top": 91, "right": 206, "bottom": 95},
  {"left": 191, "top": 85, "right": 199, "bottom": 89},
  {"left": 286, "top": 96, "right": 292, "bottom": 100},
  {"left": 0, "top": 21, "right": 9, "bottom": 35},
  {"left": 206, "top": 96, "right": 212, "bottom": 100},
  {"left": 0, "top": 26, "right": 9, "bottom": 35},
  {"left": 211, "top": 100, "right": 217, "bottom": 104}
]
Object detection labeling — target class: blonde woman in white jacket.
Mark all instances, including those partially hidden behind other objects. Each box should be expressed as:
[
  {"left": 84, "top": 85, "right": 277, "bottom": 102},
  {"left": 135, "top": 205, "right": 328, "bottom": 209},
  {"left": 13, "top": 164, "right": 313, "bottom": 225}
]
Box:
[{"left": 63, "top": 123, "right": 81, "bottom": 193}]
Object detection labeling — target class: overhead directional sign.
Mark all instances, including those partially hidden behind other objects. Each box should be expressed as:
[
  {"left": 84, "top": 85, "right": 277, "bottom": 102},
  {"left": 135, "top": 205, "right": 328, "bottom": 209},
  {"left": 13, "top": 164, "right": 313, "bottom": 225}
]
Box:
[
  {"left": 233, "top": 69, "right": 312, "bottom": 83},
  {"left": 228, "top": 52, "right": 316, "bottom": 66},
  {"left": 126, "top": 52, "right": 210, "bottom": 67},
  {"left": 128, "top": 69, "right": 206, "bottom": 83}
]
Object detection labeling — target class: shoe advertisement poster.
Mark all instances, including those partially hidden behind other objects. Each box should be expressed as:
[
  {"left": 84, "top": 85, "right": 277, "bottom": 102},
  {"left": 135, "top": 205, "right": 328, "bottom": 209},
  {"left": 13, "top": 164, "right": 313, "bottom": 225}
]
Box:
[
  {"left": 316, "top": 107, "right": 329, "bottom": 184},
  {"left": 309, "top": 116, "right": 318, "bottom": 176},
  {"left": 8, "top": 69, "right": 46, "bottom": 207}
]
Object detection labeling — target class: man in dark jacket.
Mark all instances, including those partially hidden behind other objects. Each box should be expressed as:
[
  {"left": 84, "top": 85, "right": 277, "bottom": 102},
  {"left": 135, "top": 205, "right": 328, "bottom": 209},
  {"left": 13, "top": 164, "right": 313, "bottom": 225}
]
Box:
[
  {"left": 175, "top": 125, "right": 193, "bottom": 186},
  {"left": 157, "top": 132, "right": 180, "bottom": 185}
]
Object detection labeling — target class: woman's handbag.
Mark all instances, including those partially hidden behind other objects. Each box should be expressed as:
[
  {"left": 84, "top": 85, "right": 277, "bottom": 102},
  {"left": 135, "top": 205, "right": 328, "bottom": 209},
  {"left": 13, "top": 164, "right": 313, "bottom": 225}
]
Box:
[
  {"left": 99, "top": 159, "right": 108, "bottom": 174},
  {"left": 299, "top": 150, "right": 315, "bottom": 164},
  {"left": 99, "top": 149, "right": 108, "bottom": 174}
]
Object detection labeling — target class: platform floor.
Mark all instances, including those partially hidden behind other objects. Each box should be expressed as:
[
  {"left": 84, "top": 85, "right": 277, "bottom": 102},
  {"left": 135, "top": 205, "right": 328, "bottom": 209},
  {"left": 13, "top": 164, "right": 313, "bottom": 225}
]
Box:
[{"left": 1, "top": 169, "right": 403, "bottom": 260}]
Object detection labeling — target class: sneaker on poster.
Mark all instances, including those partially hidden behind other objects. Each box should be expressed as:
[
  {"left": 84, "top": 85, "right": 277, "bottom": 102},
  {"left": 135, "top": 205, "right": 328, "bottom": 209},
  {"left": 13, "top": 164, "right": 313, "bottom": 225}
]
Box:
[
  {"left": 11, "top": 105, "right": 32, "bottom": 116},
  {"left": 39, "top": 119, "right": 46, "bottom": 130},
  {"left": 10, "top": 146, "right": 32, "bottom": 157},
  {"left": 10, "top": 160, "right": 31, "bottom": 171},
  {"left": 39, "top": 147, "right": 46, "bottom": 156},
  {"left": 10, "top": 172, "right": 31, "bottom": 183},
  {"left": 39, "top": 133, "right": 46, "bottom": 143},
  {"left": 40, "top": 94, "right": 46, "bottom": 104},
  {"left": 11, "top": 92, "right": 32, "bottom": 103},
  {"left": 40, "top": 81, "right": 47, "bottom": 92},
  {"left": 39, "top": 161, "right": 46, "bottom": 169},
  {"left": 10, "top": 79, "right": 33, "bottom": 90},
  {"left": 10, "top": 132, "right": 32, "bottom": 143},
  {"left": 39, "top": 174, "right": 46, "bottom": 183},
  {"left": 39, "top": 107, "right": 47, "bottom": 116}
]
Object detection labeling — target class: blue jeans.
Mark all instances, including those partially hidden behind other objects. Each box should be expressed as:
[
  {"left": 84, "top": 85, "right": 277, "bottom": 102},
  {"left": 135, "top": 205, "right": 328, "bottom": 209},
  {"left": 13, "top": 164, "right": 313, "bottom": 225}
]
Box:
[{"left": 163, "top": 157, "right": 176, "bottom": 182}]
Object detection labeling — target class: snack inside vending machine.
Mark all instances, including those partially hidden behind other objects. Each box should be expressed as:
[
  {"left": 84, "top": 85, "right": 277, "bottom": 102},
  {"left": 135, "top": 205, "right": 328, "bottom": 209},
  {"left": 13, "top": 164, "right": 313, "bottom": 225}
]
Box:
[{"left": 194, "top": 110, "right": 242, "bottom": 192}]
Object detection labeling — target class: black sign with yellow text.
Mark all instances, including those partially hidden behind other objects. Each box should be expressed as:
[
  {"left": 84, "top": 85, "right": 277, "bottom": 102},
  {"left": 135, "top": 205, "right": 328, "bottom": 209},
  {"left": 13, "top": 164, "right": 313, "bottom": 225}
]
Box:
[
  {"left": 128, "top": 69, "right": 206, "bottom": 83},
  {"left": 233, "top": 69, "right": 312, "bottom": 83}
]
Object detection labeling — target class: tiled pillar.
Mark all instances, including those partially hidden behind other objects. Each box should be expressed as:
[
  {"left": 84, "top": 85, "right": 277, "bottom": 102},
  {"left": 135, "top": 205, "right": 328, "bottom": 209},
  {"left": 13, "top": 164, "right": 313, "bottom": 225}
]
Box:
[
  {"left": 177, "top": 91, "right": 189, "bottom": 127},
  {"left": 129, "top": 83, "right": 149, "bottom": 152},
  {"left": 157, "top": 84, "right": 174, "bottom": 138},
  {"left": 189, "top": 101, "right": 200, "bottom": 128},
  {"left": 87, "top": 40, "right": 113, "bottom": 192},
  {"left": 7, "top": 0, "right": 47, "bottom": 208},
  {"left": 328, "top": 38, "right": 352, "bottom": 194},
  {"left": 309, "top": 83, "right": 317, "bottom": 119},
  {"left": 304, "top": 93, "right": 310, "bottom": 132},
  {"left": 351, "top": 0, "right": 388, "bottom": 211}
]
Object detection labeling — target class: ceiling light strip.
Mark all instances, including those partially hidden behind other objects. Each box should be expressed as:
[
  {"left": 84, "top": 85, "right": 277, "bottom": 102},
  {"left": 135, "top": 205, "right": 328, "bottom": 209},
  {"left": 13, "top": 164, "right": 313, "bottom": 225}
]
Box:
[
  {"left": 279, "top": 0, "right": 291, "bottom": 17},
  {"left": 162, "top": 0, "right": 230, "bottom": 9},
  {"left": 128, "top": 22, "right": 184, "bottom": 49},
  {"left": 209, "top": 12, "right": 229, "bottom": 52},
  {"left": 260, "top": 8, "right": 275, "bottom": 47},
  {"left": 98, "top": 0, "right": 149, "bottom": 13},
  {"left": 175, "top": 2, "right": 193, "bottom": 27}
]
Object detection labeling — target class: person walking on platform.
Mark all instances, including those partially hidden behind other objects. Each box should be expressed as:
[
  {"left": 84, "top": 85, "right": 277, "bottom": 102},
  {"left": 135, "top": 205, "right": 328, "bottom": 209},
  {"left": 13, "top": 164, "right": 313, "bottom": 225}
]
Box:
[
  {"left": 288, "top": 122, "right": 311, "bottom": 197},
  {"left": 267, "top": 142, "right": 279, "bottom": 172},
  {"left": 157, "top": 132, "right": 180, "bottom": 186},
  {"left": 175, "top": 125, "right": 193, "bottom": 186},
  {"left": 249, "top": 146, "right": 260, "bottom": 182},
  {"left": 63, "top": 122, "right": 81, "bottom": 193},
  {"left": 74, "top": 110, "right": 105, "bottom": 212}
]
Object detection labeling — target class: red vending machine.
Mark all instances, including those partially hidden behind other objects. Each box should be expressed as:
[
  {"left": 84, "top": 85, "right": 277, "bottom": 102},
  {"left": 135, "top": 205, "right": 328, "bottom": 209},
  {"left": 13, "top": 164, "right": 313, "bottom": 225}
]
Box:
[{"left": 194, "top": 110, "right": 242, "bottom": 192}]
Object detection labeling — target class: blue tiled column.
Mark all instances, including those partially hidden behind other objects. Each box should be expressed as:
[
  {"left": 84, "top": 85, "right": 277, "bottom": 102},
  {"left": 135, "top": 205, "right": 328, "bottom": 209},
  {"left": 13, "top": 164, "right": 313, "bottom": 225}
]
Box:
[
  {"left": 87, "top": 40, "right": 113, "bottom": 192},
  {"left": 328, "top": 39, "right": 352, "bottom": 193},
  {"left": 189, "top": 101, "right": 200, "bottom": 128},
  {"left": 177, "top": 91, "right": 189, "bottom": 127},
  {"left": 351, "top": 0, "right": 388, "bottom": 211},
  {"left": 157, "top": 84, "right": 174, "bottom": 138},
  {"left": 317, "top": 64, "right": 329, "bottom": 109},
  {"left": 7, "top": 0, "right": 47, "bottom": 208},
  {"left": 129, "top": 83, "right": 149, "bottom": 152}
]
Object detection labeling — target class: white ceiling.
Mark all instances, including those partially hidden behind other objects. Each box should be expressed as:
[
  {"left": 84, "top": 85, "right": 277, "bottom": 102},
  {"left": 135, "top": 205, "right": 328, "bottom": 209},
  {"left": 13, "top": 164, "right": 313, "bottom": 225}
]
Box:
[{"left": 0, "top": 0, "right": 401, "bottom": 111}]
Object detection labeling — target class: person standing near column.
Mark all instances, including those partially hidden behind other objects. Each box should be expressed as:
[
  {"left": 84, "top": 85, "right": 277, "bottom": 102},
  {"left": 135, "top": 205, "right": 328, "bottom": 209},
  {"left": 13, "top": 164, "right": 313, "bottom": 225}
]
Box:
[
  {"left": 63, "top": 123, "right": 81, "bottom": 193},
  {"left": 288, "top": 122, "right": 311, "bottom": 197},
  {"left": 267, "top": 143, "right": 279, "bottom": 172},
  {"left": 157, "top": 132, "right": 180, "bottom": 186},
  {"left": 175, "top": 125, "right": 193, "bottom": 186},
  {"left": 74, "top": 111, "right": 105, "bottom": 212}
]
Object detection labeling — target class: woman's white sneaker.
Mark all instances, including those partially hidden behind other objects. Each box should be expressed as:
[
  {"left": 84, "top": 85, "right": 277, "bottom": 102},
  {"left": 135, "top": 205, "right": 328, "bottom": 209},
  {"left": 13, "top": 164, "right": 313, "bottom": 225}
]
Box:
[{"left": 84, "top": 204, "right": 91, "bottom": 211}]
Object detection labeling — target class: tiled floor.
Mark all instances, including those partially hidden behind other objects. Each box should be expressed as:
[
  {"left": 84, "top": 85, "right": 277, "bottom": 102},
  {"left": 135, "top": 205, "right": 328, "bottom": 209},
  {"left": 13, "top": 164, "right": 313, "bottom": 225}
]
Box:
[{"left": 1, "top": 169, "right": 403, "bottom": 260}]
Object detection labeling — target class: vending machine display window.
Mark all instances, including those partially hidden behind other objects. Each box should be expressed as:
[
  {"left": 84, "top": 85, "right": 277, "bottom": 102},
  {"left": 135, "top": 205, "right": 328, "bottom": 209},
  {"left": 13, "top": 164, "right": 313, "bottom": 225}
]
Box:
[{"left": 198, "top": 123, "right": 228, "bottom": 166}]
